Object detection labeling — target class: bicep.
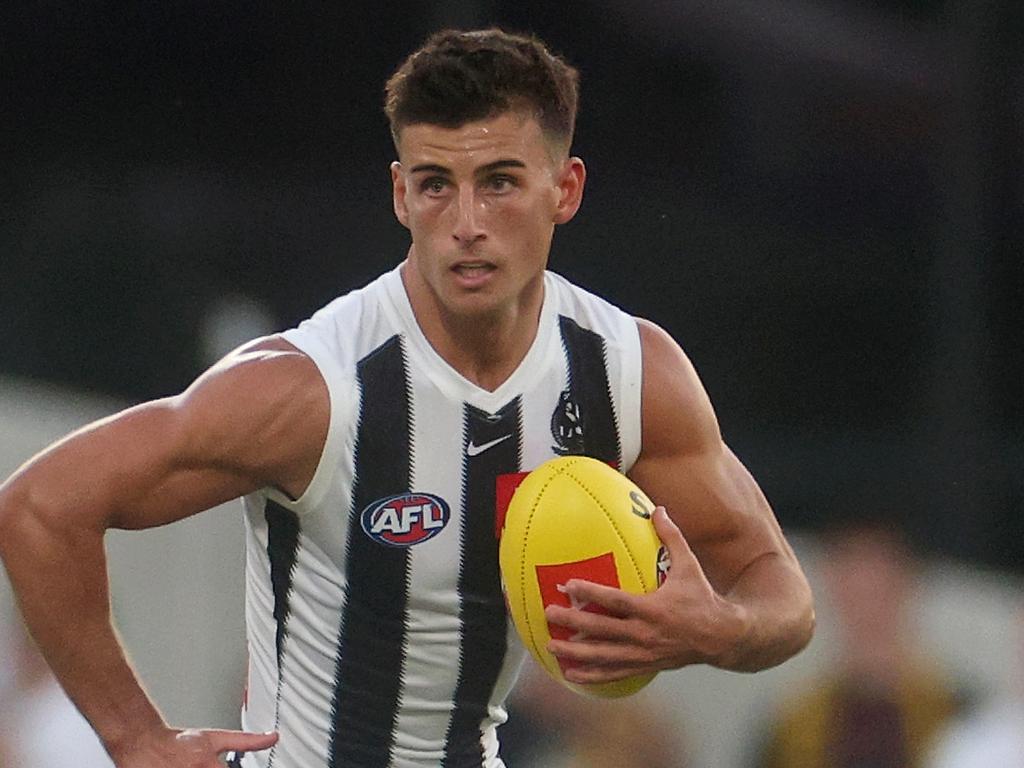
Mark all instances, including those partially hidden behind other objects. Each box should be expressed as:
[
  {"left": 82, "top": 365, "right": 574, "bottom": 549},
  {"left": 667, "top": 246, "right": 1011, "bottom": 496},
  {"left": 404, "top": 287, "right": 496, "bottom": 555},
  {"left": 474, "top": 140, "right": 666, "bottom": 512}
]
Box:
[
  {"left": 628, "top": 319, "right": 795, "bottom": 592},
  {"left": 9, "top": 400, "right": 259, "bottom": 531},
  {"left": 5, "top": 340, "right": 328, "bottom": 533}
]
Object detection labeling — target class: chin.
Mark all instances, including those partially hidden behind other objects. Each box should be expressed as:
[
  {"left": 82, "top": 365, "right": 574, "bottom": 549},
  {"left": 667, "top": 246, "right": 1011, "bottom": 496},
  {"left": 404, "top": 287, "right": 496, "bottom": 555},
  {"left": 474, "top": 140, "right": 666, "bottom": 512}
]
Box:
[{"left": 442, "top": 292, "right": 507, "bottom": 320}]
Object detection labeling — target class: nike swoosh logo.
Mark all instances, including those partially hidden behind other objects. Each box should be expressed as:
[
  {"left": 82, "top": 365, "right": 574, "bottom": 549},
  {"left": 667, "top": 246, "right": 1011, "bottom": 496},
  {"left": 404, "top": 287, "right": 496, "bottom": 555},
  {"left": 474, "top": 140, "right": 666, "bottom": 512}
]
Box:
[{"left": 466, "top": 434, "right": 513, "bottom": 457}]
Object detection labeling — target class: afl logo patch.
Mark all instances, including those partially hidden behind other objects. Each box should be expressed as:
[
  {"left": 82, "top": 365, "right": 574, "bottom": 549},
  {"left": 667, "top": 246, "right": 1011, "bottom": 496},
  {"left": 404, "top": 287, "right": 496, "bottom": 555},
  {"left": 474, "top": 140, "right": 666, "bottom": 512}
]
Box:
[{"left": 360, "top": 493, "right": 451, "bottom": 547}]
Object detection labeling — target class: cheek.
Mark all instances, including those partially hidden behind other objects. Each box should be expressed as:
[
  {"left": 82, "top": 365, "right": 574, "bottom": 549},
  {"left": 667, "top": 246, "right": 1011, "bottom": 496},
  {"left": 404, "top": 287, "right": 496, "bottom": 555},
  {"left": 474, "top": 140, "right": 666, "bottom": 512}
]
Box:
[
  {"left": 406, "top": 199, "right": 446, "bottom": 234},
  {"left": 489, "top": 197, "right": 553, "bottom": 234},
  {"left": 518, "top": 202, "right": 558, "bottom": 247}
]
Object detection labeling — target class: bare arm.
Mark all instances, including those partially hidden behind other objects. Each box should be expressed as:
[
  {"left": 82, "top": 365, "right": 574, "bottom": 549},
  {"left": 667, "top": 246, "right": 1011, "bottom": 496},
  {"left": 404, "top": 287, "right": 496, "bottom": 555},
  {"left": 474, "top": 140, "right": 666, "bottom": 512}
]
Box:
[
  {"left": 629, "top": 319, "right": 814, "bottom": 670},
  {"left": 546, "top": 319, "right": 814, "bottom": 680},
  {"left": 0, "top": 337, "right": 327, "bottom": 765}
]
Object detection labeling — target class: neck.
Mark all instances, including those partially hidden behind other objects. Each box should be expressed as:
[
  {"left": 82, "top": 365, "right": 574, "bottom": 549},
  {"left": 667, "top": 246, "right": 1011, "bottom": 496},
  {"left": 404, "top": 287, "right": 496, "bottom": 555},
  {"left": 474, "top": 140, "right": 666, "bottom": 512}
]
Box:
[{"left": 400, "top": 259, "right": 544, "bottom": 392}]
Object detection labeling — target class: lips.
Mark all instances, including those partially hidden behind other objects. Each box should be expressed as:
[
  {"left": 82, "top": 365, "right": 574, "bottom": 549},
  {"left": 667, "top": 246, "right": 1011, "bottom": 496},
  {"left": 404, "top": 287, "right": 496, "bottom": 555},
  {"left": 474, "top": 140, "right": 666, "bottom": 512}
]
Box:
[
  {"left": 452, "top": 261, "right": 494, "bottom": 275},
  {"left": 451, "top": 261, "right": 496, "bottom": 287}
]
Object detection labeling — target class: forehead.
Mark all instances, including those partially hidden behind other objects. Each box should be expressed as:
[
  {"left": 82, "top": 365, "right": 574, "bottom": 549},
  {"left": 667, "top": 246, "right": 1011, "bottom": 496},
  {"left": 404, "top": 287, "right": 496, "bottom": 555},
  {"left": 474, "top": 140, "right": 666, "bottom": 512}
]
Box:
[{"left": 397, "top": 112, "right": 554, "bottom": 170}]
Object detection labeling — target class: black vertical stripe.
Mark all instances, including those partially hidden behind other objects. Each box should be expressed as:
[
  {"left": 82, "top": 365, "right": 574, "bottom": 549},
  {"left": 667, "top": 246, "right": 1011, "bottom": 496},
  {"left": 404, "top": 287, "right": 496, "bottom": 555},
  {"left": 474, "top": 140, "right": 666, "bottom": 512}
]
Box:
[
  {"left": 263, "top": 499, "right": 301, "bottom": 768},
  {"left": 442, "top": 398, "right": 521, "bottom": 767},
  {"left": 266, "top": 500, "right": 301, "bottom": 668},
  {"left": 329, "top": 335, "right": 412, "bottom": 768},
  {"left": 558, "top": 315, "right": 621, "bottom": 464}
]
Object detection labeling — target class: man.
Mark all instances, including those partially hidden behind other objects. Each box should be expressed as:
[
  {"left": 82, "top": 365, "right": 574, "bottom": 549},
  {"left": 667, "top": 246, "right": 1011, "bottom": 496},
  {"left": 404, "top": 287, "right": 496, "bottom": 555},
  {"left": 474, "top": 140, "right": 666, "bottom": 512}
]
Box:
[
  {"left": 758, "top": 518, "right": 956, "bottom": 768},
  {"left": 0, "top": 28, "right": 814, "bottom": 768}
]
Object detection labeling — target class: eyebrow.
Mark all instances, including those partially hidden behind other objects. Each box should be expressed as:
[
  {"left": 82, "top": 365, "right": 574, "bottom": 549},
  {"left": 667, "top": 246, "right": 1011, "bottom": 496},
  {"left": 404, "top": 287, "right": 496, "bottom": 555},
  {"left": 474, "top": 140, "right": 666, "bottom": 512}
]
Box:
[
  {"left": 477, "top": 159, "right": 527, "bottom": 174},
  {"left": 408, "top": 159, "right": 528, "bottom": 176},
  {"left": 409, "top": 163, "right": 451, "bottom": 175}
]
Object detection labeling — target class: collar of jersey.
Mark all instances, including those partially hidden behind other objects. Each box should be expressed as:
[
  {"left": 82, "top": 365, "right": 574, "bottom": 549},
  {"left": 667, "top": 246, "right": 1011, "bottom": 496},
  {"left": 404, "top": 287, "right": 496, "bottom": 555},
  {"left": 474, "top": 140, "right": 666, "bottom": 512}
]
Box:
[{"left": 381, "top": 263, "right": 558, "bottom": 410}]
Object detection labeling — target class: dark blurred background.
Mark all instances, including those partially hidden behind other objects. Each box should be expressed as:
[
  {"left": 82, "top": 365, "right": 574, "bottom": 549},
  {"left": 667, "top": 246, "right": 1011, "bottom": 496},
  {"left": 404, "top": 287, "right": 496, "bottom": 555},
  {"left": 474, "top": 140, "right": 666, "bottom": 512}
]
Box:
[{"left": 3, "top": 1, "right": 1021, "bottom": 571}]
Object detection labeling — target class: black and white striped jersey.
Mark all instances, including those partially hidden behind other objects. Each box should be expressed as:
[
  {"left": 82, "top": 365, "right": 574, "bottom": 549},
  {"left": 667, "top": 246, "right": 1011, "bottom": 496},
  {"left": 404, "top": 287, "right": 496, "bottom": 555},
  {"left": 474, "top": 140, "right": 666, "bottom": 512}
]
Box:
[{"left": 238, "top": 264, "right": 643, "bottom": 767}]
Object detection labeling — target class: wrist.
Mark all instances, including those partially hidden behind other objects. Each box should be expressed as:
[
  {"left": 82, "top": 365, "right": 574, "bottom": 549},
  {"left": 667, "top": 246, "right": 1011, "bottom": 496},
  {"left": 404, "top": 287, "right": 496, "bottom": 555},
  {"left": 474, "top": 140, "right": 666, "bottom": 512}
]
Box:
[{"left": 102, "top": 716, "right": 170, "bottom": 764}]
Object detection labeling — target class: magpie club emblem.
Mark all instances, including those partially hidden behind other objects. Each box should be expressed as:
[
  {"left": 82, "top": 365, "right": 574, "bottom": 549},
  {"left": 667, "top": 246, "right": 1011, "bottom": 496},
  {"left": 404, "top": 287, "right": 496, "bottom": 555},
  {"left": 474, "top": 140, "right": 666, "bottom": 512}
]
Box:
[{"left": 550, "top": 389, "right": 585, "bottom": 455}]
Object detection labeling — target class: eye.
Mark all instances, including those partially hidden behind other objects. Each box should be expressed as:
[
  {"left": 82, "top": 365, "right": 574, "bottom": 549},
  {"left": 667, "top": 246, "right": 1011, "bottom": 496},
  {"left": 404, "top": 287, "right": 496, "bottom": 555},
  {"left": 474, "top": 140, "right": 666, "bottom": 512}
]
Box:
[
  {"left": 420, "top": 177, "right": 449, "bottom": 196},
  {"left": 486, "top": 174, "right": 517, "bottom": 193}
]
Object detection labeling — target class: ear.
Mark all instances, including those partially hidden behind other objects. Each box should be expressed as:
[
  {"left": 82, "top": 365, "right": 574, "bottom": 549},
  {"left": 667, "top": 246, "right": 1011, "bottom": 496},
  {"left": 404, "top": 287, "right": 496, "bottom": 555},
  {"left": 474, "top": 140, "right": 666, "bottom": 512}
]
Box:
[
  {"left": 552, "top": 157, "right": 586, "bottom": 225},
  {"left": 391, "top": 161, "right": 410, "bottom": 229}
]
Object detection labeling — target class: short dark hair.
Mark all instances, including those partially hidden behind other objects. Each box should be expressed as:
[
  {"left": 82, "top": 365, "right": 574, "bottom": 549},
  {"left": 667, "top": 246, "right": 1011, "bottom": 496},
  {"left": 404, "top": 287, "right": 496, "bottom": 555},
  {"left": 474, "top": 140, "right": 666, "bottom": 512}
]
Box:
[{"left": 384, "top": 28, "right": 580, "bottom": 153}]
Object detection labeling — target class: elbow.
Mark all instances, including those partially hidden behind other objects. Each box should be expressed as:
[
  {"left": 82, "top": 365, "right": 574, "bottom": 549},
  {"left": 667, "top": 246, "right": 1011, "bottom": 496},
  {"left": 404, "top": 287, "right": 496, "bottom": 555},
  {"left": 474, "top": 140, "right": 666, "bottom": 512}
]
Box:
[
  {"left": 0, "top": 478, "right": 83, "bottom": 564},
  {"left": 798, "top": 599, "right": 816, "bottom": 654},
  {"left": 0, "top": 481, "right": 31, "bottom": 561},
  {"left": 0, "top": 478, "right": 46, "bottom": 551},
  {"left": 791, "top": 580, "right": 816, "bottom": 655}
]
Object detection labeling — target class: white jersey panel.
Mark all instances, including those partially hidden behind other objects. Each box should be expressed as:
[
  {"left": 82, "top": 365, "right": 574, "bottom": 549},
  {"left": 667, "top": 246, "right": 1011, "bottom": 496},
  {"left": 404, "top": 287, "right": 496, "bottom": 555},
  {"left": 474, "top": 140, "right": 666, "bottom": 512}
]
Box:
[
  {"left": 392, "top": 386, "right": 466, "bottom": 763},
  {"left": 543, "top": 270, "right": 643, "bottom": 470},
  {"left": 239, "top": 264, "right": 642, "bottom": 768}
]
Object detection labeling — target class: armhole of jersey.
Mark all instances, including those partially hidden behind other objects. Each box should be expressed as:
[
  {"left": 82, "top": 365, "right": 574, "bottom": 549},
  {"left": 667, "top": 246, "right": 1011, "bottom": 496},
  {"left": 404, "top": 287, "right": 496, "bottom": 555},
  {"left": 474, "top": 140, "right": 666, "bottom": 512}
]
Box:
[
  {"left": 620, "top": 316, "right": 644, "bottom": 472},
  {"left": 260, "top": 327, "right": 351, "bottom": 515}
]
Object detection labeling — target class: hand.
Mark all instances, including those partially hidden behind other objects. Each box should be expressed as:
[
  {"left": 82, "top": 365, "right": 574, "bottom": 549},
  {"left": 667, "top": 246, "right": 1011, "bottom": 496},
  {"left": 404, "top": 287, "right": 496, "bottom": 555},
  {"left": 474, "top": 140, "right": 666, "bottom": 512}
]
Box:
[
  {"left": 544, "top": 506, "right": 747, "bottom": 684},
  {"left": 112, "top": 726, "right": 278, "bottom": 768}
]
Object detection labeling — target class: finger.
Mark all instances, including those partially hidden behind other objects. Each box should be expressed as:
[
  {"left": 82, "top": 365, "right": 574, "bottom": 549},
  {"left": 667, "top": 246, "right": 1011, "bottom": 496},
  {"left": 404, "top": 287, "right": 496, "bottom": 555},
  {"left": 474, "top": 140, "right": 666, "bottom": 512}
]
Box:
[
  {"left": 651, "top": 506, "right": 702, "bottom": 581},
  {"left": 558, "top": 579, "right": 640, "bottom": 618},
  {"left": 562, "top": 662, "right": 653, "bottom": 684},
  {"left": 185, "top": 728, "right": 278, "bottom": 754},
  {"left": 545, "top": 603, "right": 636, "bottom": 642},
  {"left": 547, "top": 636, "right": 652, "bottom": 667}
]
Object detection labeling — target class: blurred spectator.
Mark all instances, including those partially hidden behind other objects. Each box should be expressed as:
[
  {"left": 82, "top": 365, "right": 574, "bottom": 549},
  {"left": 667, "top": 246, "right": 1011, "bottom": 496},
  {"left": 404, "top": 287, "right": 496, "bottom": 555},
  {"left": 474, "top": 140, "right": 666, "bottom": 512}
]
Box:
[
  {"left": 501, "top": 663, "right": 687, "bottom": 767},
  {"left": 0, "top": 618, "right": 113, "bottom": 768},
  {"left": 925, "top": 606, "right": 1024, "bottom": 768},
  {"left": 756, "top": 519, "right": 958, "bottom": 768}
]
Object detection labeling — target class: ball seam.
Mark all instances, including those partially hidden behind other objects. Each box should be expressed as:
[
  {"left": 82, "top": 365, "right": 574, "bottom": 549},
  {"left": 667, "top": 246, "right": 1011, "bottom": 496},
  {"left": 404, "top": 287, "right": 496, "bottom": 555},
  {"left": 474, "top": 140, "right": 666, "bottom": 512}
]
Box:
[
  {"left": 517, "top": 456, "right": 583, "bottom": 679},
  {"left": 562, "top": 468, "right": 648, "bottom": 589}
]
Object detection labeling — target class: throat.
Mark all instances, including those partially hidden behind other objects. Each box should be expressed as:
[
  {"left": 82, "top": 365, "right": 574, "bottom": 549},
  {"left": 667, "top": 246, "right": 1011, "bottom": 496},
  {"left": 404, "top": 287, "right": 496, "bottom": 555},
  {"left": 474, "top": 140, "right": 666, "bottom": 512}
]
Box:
[
  {"left": 400, "top": 258, "right": 545, "bottom": 392},
  {"left": 437, "top": 317, "right": 536, "bottom": 392}
]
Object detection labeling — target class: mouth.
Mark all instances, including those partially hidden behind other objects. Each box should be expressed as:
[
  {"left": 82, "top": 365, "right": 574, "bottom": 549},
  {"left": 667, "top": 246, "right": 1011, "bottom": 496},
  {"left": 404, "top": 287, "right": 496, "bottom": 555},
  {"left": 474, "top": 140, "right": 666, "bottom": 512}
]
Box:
[{"left": 451, "top": 261, "right": 497, "bottom": 286}]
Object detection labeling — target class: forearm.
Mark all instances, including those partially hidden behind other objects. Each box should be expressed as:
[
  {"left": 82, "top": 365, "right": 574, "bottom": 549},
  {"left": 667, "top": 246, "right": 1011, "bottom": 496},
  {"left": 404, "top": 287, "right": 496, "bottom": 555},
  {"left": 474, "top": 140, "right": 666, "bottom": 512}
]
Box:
[
  {"left": 713, "top": 551, "right": 815, "bottom": 673},
  {"left": 0, "top": 486, "right": 165, "bottom": 759}
]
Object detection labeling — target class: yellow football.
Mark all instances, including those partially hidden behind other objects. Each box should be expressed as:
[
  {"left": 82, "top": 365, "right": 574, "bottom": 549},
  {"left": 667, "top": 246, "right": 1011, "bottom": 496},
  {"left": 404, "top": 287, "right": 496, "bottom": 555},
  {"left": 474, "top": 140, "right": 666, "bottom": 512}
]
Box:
[{"left": 498, "top": 455, "right": 668, "bottom": 698}]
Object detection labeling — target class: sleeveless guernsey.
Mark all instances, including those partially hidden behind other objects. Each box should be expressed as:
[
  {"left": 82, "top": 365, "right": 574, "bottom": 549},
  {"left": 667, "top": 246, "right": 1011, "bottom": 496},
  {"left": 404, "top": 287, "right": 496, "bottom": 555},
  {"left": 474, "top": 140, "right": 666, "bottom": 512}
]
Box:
[{"left": 237, "top": 264, "right": 642, "bottom": 767}]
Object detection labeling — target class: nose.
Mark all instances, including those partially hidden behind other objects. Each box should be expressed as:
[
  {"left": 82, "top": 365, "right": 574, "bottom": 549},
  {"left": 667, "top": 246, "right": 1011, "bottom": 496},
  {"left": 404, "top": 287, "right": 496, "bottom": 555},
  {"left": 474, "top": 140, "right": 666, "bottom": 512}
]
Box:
[{"left": 451, "top": 184, "right": 486, "bottom": 246}]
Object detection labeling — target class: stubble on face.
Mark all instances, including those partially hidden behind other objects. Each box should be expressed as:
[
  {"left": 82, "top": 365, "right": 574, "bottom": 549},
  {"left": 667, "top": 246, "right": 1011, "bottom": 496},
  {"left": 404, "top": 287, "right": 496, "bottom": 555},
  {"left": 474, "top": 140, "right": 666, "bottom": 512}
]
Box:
[{"left": 394, "top": 111, "right": 565, "bottom": 324}]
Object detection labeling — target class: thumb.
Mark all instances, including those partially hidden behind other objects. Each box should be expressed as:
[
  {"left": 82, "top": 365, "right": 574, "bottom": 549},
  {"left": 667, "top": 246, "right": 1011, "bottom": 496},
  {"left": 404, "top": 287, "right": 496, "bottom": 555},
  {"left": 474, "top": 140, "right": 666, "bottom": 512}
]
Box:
[
  {"left": 182, "top": 728, "right": 279, "bottom": 754},
  {"left": 651, "top": 506, "right": 701, "bottom": 581}
]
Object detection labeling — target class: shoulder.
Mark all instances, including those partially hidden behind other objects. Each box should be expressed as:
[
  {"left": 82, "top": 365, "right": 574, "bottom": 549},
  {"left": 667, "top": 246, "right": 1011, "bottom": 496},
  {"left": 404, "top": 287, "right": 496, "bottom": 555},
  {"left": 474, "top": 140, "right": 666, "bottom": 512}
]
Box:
[
  {"left": 175, "top": 336, "right": 324, "bottom": 418},
  {"left": 170, "top": 336, "right": 329, "bottom": 477},
  {"left": 283, "top": 269, "right": 399, "bottom": 353},
  {"left": 546, "top": 271, "right": 637, "bottom": 339},
  {"left": 635, "top": 317, "right": 720, "bottom": 458}
]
